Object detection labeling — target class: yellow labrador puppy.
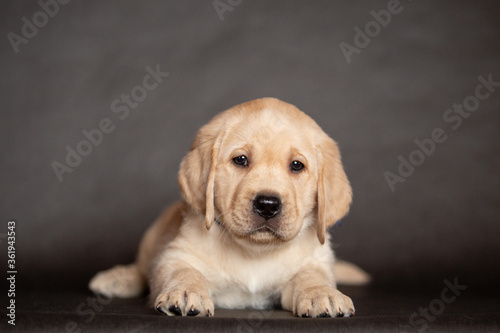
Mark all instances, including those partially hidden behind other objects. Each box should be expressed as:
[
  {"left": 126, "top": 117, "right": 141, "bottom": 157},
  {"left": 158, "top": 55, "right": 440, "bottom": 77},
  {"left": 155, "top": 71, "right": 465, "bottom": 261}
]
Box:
[{"left": 89, "top": 98, "right": 369, "bottom": 318}]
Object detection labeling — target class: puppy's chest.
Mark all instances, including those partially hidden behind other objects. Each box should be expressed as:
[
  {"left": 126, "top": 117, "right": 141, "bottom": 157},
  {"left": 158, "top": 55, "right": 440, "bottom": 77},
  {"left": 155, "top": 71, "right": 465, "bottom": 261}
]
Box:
[{"left": 206, "top": 253, "right": 299, "bottom": 309}]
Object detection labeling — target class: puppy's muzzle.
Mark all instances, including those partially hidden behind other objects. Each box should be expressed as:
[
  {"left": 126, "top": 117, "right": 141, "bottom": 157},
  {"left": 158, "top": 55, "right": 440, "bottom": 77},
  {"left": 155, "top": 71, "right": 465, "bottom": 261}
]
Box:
[{"left": 252, "top": 195, "right": 282, "bottom": 220}]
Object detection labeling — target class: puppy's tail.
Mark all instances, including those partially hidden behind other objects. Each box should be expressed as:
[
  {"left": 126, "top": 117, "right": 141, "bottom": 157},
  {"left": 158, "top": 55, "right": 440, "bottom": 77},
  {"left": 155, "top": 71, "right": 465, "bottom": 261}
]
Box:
[{"left": 334, "top": 260, "right": 371, "bottom": 286}]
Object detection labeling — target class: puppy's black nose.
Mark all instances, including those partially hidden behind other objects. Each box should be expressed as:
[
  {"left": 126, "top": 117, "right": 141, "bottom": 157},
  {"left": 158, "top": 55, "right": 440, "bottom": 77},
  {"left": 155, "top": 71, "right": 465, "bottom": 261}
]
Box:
[{"left": 253, "top": 195, "right": 282, "bottom": 219}]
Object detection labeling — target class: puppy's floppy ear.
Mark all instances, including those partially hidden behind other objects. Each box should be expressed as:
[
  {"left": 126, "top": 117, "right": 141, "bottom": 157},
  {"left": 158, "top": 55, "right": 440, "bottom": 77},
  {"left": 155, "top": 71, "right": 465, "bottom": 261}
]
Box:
[
  {"left": 316, "top": 136, "right": 352, "bottom": 244},
  {"left": 178, "top": 120, "right": 225, "bottom": 230}
]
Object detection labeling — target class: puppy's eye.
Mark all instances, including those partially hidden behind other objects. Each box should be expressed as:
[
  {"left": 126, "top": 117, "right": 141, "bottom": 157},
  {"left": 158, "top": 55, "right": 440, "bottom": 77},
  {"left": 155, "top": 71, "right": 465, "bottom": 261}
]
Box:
[
  {"left": 232, "top": 155, "right": 248, "bottom": 167},
  {"left": 290, "top": 160, "right": 305, "bottom": 172}
]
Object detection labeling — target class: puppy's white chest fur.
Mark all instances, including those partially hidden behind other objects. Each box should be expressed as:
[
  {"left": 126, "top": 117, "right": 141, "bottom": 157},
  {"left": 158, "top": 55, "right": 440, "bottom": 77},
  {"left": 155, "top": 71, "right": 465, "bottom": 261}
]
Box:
[
  {"left": 209, "top": 251, "right": 289, "bottom": 309},
  {"left": 200, "top": 227, "right": 334, "bottom": 309}
]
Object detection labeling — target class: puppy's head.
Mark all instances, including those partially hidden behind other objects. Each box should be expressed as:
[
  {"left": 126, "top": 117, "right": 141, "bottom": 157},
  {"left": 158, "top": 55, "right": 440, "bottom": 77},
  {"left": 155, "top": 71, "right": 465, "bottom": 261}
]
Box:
[{"left": 178, "top": 98, "right": 352, "bottom": 246}]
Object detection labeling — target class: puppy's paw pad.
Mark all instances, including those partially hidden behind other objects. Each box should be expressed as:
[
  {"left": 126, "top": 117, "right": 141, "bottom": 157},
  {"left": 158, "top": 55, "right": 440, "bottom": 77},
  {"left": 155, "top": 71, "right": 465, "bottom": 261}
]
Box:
[
  {"left": 300, "top": 311, "right": 312, "bottom": 318},
  {"left": 168, "top": 305, "right": 183, "bottom": 316},
  {"left": 187, "top": 306, "right": 200, "bottom": 316},
  {"left": 155, "top": 302, "right": 168, "bottom": 315}
]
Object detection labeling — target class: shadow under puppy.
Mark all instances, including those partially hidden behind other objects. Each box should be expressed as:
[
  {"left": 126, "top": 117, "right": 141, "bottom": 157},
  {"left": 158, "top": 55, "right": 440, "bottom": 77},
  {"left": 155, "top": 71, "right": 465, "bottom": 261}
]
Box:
[{"left": 89, "top": 97, "right": 369, "bottom": 318}]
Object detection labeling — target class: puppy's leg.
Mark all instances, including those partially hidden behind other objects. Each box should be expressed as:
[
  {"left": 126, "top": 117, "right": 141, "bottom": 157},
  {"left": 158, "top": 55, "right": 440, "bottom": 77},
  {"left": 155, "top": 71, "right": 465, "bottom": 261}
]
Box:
[
  {"left": 334, "top": 260, "right": 371, "bottom": 286},
  {"left": 152, "top": 265, "right": 214, "bottom": 317},
  {"left": 281, "top": 263, "right": 354, "bottom": 318},
  {"left": 88, "top": 264, "right": 145, "bottom": 298}
]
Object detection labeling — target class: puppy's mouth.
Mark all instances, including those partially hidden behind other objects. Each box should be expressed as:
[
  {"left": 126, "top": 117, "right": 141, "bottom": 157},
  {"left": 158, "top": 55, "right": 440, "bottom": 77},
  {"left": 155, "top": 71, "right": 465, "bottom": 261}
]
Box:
[
  {"left": 244, "top": 225, "right": 286, "bottom": 243},
  {"left": 216, "top": 210, "right": 290, "bottom": 244}
]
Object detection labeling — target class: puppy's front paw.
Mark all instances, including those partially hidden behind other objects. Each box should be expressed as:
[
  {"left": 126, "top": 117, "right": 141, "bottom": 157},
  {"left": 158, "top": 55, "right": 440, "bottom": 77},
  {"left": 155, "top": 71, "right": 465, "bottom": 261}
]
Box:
[
  {"left": 294, "top": 287, "right": 354, "bottom": 318},
  {"left": 155, "top": 288, "right": 214, "bottom": 317}
]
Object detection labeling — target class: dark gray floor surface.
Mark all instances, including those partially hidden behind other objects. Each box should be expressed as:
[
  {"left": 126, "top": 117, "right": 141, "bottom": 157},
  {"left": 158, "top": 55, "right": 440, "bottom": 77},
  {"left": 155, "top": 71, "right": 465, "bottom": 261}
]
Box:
[{"left": 9, "top": 286, "right": 499, "bottom": 332}]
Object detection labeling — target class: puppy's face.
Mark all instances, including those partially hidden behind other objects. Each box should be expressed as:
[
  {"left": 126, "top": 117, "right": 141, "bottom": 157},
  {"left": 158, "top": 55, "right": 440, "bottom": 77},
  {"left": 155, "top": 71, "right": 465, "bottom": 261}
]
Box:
[
  {"left": 178, "top": 98, "right": 352, "bottom": 247},
  {"left": 213, "top": 109, "right": 318, "bottom": 244}
]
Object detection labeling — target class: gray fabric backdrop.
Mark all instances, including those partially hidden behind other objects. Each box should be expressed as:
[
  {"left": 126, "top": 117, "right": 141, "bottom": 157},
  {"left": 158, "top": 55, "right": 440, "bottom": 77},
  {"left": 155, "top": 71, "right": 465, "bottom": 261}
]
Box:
[{"left": 1, "top": 0, "right": 499, "bottom": 290}]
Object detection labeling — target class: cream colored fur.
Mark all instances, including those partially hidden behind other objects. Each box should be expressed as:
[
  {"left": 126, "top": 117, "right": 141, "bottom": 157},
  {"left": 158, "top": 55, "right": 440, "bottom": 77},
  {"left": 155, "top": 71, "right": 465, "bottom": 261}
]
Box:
[{"left": 89, "top": 98, "right": 369, "bottom": 318}]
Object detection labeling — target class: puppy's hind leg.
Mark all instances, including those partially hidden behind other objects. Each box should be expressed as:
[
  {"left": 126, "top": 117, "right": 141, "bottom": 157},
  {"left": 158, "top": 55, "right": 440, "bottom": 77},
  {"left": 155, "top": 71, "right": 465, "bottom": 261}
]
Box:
[
  {"left": 334, "top": 260, "right": 371, "bottom": 286},
  {"left": 89, "top": 264, "right": 145, "bottom": 298}
]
